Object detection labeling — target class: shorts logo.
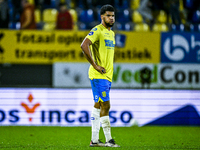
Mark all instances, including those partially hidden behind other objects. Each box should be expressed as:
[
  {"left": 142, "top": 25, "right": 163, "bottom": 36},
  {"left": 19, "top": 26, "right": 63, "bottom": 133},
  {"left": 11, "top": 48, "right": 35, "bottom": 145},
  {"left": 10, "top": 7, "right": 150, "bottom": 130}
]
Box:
[
  {"left": 102, "top": 91, "right": 106, "bottom": 97},
  {"left": 95, "top": 95, "right": 98, "bottom": 100},
  {"left": 91, "top": 117, "right": 95, "bottom": 120}
]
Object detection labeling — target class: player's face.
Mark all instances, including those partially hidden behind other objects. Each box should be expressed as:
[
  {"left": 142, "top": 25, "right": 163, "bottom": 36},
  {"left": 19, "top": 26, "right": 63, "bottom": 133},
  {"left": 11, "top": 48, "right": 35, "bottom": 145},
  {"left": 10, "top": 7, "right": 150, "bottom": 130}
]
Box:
[{"left": 102, "top": 11, "right": 115, "bottom": 28}]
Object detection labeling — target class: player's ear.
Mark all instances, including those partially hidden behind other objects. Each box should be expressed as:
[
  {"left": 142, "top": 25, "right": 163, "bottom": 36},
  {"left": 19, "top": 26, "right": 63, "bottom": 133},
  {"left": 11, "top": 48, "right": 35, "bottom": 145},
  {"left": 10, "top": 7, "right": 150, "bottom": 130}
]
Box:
[{"left": 100, "top": 14, "right": 104, "bottom": 21}]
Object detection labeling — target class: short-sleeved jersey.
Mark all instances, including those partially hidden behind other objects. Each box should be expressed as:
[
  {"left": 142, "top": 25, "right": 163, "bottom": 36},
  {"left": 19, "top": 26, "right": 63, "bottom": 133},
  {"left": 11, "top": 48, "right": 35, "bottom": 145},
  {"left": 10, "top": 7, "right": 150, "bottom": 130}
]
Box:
[{"left": 86, "top": 24, "right": 115, "bottom": 82}]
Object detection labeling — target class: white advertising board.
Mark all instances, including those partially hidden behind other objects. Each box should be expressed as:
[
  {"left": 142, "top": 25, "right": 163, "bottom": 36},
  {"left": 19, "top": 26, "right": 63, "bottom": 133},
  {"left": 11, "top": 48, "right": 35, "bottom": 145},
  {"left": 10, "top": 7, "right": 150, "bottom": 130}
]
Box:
[
  {"left": 53, "top": 63, "right": 90, "bottom": 88},
  {"left": 53, "top": 63, "right": 200, "bottom": 89},
  {"left": 0, "top": 88, "right": 199, "bottom": 126}
]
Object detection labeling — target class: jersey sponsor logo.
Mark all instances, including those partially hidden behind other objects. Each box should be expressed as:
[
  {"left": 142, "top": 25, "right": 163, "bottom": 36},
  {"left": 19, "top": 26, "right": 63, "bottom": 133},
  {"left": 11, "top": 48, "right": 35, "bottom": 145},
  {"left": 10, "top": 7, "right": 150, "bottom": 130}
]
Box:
[
  {"left": 88, "top": 31, "right": 94, "bottom": 36},
  {"left": 104, "top": 40, "right": 115, "bottom": 48}
]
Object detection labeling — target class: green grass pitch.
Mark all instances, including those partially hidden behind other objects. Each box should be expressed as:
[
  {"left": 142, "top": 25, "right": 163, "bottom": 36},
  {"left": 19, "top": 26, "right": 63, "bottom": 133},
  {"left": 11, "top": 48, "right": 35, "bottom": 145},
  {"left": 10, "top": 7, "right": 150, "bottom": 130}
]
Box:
[{"left": 0, "top": 126, "right": 199, "bottom": 149}]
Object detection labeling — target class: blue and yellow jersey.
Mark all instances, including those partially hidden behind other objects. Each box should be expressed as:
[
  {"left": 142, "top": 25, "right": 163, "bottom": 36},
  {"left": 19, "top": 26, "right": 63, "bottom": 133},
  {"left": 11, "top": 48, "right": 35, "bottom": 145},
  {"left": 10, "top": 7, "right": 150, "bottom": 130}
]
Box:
[{"left": 86, "top": 24, "right": 115, "bottom": 82}]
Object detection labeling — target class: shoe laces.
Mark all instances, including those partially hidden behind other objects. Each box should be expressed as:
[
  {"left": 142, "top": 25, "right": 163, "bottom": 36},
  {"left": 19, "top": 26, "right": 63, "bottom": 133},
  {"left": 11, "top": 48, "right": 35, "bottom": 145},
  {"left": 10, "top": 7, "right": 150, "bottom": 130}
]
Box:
[{"left": 108, "top": 139, "right": 116, "bottom": 144}]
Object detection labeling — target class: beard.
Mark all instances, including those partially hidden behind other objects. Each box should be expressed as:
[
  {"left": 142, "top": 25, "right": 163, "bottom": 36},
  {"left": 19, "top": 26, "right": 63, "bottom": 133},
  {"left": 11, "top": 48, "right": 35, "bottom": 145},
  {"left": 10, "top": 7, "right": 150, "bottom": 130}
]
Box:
[{"left": 103, "top": 18, "right": 114, "bottom": 27}]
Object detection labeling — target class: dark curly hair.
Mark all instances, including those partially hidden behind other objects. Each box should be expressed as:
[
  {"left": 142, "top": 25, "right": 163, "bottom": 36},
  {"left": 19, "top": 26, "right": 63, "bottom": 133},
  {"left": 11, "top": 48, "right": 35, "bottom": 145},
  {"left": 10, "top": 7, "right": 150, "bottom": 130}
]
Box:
[{"left": 100, "top": 4, "right": 115, "bottom": 15}]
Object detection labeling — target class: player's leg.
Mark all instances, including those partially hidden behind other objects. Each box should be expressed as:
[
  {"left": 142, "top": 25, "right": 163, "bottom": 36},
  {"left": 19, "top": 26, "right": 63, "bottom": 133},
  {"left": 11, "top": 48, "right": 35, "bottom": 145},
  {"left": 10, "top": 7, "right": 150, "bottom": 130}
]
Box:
[
  {"left": 98, "top": 80, "right": 120, "bottom": 147},
  {"left": 89, "top": 79, "right": 104, "bottom": 147},
  {"left": 99, "top": 101, "right": 112, "bottom": 141},
  {"left": 100, "top": 102, "right": 120, "bottom": 147},
  {"left": 91, "top": 102, "right": 100, "bottom": 143}
]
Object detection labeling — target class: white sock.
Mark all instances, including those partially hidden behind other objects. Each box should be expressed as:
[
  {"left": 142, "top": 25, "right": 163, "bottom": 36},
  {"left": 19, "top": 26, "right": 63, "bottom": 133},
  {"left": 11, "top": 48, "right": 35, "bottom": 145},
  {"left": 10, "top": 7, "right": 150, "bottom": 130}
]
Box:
[
  {"left": 100, "top": 116, "right": 112, "bottom": 142},
  {"left": 91, "top": 107, "right": 100, "bottom": 143}
]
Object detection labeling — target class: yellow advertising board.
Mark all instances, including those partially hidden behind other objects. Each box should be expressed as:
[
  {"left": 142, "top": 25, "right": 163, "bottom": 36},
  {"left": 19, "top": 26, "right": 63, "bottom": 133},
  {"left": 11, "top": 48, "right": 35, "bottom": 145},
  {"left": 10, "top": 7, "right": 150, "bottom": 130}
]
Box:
[
  {"left": 114, "top": 31, "right": 160, "bottom": 63},
  {"left": 0, "top": 30, "right": 160, "bottom": 64},
  {"left": 0, "top": 30, "right": 88, "bottom": 64}
]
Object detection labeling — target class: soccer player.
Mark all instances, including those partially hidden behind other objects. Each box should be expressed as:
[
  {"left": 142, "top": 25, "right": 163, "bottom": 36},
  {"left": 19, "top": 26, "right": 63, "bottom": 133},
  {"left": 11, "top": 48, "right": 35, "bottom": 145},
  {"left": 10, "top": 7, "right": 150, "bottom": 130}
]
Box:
[{"left": 80, "top": 4, "right": 120, "bottom": 147}]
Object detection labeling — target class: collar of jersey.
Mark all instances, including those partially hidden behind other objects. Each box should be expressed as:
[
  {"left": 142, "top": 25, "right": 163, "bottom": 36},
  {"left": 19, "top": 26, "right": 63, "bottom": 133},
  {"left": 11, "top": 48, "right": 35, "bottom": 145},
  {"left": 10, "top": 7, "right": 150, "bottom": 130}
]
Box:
[{"left": 100, "top": 24, "right": 111, "bottom": 31}]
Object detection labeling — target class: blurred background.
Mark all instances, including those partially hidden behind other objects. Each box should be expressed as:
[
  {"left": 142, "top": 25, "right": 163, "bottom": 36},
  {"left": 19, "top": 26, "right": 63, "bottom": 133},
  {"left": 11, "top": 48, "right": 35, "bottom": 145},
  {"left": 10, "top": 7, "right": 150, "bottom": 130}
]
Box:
[{"left": 0, "top": 0, "right": 200, "bottom": 31}]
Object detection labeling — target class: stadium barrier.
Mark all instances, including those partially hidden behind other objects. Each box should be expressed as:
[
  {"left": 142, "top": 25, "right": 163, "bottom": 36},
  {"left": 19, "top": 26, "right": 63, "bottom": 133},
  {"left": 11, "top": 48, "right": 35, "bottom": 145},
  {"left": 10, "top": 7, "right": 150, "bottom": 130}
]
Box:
[
  {"left": 0, "top": 30, "right": 200, "bottom": 126},
  {"left": 0, "top": 30, "right": 199, "bottom": 64},
  {"left": 0, "top": 88, "right": 199, "bottom": 126},
  {"left": 0, "top": 30, "right": 161, "bottom": 64},
  {"left": 53, "top": 63, "right": 200, "bottom": 89}
]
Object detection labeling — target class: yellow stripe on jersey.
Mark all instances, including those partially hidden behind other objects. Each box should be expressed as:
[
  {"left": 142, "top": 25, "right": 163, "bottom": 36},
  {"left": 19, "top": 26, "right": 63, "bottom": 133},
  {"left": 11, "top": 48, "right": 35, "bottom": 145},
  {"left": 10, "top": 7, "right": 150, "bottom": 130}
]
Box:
[{"left": 86, "top": 24, "right": 115, "bottom": 82}]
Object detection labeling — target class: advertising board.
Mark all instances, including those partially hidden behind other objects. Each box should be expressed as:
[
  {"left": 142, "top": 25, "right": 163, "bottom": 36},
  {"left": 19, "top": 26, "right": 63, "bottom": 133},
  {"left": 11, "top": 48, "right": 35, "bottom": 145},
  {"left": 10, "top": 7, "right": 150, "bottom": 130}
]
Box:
[
  {"left": 0, "top": 30, "right": 160, "bottom": 64},
  {"left": 114, "top": 32, "right": 160, "bottom": 63},
  {"left": 161, "top": 32, "right": 200, "bottom": 63},
  {"left": 0, "top": 88, "right": 199, "bottom": 126},
  {"left": 0, "top": 30, "right": 87, "bottom": 64},
  {"left": 53, "top": 63, "right": 200, "bottom": 89}
]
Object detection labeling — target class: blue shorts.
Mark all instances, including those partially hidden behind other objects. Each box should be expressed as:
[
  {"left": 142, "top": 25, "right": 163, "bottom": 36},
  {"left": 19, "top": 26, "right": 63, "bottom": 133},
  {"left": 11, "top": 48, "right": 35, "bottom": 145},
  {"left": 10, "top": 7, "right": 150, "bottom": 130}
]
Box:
[{"left": 90, "top": 79, "right": 111, "bottom": 103}]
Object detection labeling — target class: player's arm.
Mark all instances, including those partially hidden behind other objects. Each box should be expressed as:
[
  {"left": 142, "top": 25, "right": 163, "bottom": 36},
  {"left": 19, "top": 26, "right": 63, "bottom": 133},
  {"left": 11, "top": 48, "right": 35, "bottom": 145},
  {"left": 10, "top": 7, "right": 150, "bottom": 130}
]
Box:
[{"left": 81, "top": 38, "right": 106, "bottom": 74}]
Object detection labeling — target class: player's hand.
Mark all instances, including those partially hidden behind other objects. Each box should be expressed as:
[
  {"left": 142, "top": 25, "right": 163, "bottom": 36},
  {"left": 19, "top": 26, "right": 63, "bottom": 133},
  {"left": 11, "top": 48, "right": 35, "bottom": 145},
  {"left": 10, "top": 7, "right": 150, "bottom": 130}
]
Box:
[{"left": 93, "top": 65, "right": 106, "bottom": 74}]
